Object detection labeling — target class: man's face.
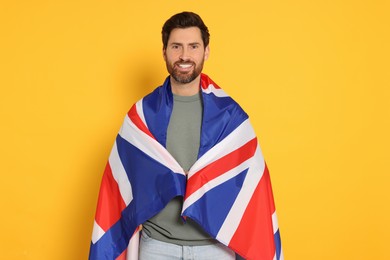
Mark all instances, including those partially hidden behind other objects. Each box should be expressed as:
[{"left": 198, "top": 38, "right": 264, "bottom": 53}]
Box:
[{"left": 163, "top": 27, "right": 210, "bottom": 85}]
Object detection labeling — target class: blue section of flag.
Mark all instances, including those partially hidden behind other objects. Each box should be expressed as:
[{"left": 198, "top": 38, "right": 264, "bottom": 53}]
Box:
[
  {"left": 183, "top": 169, "right": 249, "bottom": 237},
  {"left": 198, "top": 92, "right": 248, "bottom": 158},
  {"left": 141, "top": 78, "right": 173, "bottom": 147},
  {"left": 274, "top": 229, "right": 282, "bottom": 260},
  {"left": 116, "top": 134, "right": 186, "bottom": 220},
  {"left": 90, "top": 134, "right": 187, "bottom": 259}
]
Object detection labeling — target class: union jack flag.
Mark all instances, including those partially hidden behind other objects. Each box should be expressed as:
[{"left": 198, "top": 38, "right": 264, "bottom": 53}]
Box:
[{"left": 89, "top": 74, "right": 283, "bottom": 260}]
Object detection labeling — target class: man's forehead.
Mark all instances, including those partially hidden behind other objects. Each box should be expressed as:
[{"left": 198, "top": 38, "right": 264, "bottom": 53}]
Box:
[{"left": 168, "top": 27, "right": 203, "bottom": 44}]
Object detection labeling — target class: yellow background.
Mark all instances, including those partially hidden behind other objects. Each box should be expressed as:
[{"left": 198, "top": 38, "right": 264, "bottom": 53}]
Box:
[{"left": 1, "top": 0, "right": 389, "bottom": 259}]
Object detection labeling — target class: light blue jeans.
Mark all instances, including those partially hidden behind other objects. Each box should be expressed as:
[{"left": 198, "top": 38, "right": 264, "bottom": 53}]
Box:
[{"left": 139, "top": 231, "right": 236, "bottom": 260}]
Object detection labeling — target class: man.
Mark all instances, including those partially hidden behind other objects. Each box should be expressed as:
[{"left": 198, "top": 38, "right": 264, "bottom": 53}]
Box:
[
  {"left": 89, "top": 12, "right": 282, "bottom": 260},
  {"left": 139, "top": 12, "right": 234, "bottom": 260}
]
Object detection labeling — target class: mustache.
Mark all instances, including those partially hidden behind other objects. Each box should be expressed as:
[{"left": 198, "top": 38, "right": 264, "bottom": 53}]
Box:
[{"left": 174, "top": 60, "right": 195, "bottom": 66}]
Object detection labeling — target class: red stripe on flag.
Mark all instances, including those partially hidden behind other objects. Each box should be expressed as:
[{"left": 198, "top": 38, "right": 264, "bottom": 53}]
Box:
[
  {"left": 185, "top": 138, "right": 257, "bottom": 200},
  {"left": 229, "top": 165, "right": 276, "bottom": 260},
  {"left": 201, "top": 73, "right": 221, "bottom": 89},
  {"left": 127, "top": 104, "right": 155, "bottom": 139},
  {"left": 115, "top": 249, "right": 127, "bottom": 260},
  {"left": 95, "top": 163, "right": 126, "bottom": 231}
]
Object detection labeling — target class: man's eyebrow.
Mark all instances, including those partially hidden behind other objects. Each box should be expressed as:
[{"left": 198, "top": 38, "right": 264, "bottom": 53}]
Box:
[{"left": 169, "top": 42, "right": 201, "bottom": 45}]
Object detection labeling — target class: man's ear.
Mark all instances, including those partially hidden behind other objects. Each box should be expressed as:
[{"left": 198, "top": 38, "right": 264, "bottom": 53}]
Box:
[
  {"left": 204, "top": 45, "right": 210, "bottom": 61},
  {"left": 162, "top": 48, "right": 167, "bottom": 61}
]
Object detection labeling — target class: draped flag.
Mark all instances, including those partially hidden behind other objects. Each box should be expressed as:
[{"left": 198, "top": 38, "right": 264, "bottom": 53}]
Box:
[{"left": 89, "top": 74, "right": 283, "bottom": 260}]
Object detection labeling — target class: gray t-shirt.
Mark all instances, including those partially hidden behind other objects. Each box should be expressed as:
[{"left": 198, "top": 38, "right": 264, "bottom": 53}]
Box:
[{"left": 142, "top": 92, "right": 216, "bottom": 246}]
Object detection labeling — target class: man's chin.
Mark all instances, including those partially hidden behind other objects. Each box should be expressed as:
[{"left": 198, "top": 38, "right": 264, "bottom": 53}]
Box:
[{"left": 172, "top": 73, "right": 198, "bottom": 84}]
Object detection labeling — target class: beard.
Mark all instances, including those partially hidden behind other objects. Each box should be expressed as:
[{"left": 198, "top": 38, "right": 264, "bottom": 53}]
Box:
[{"left": 166, "top": 59, "right": 204, "bottom": 84}]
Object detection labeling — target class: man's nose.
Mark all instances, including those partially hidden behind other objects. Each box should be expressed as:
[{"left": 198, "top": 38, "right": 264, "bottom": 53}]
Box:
[{"left": 179, "top": 47, "right": 190, "bottom": 60}]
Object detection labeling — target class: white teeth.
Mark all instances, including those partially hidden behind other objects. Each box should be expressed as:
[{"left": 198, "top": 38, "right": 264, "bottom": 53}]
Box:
[{"left": 179, "top": 64, "right": 192, "bottom": 68}]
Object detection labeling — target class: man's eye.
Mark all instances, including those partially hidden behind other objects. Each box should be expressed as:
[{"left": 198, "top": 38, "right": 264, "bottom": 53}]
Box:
[{"left": 191, "top": 45, "right": 199, "bottom": 49}]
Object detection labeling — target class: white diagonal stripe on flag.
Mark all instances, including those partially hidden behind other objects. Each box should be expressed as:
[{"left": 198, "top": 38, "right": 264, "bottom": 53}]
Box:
[
  {"left": 126, "top": 229, "right": 140, "bottom": 260},
  {"left": 182, "top": 156, "right": 253, "bottom": 212},
  {"left": 272, "top": 212, "right": 279, "bottom": 234},
  {"left": 119, "top": 114, "right": 184, "bottom": 175},
  {"left": 216, "top": 146, "right": 265, "bottom": 244},
  {"left": 188, "top": 119, "right": 255, "bottom": 177},
  {"left": 91, "top": 220, "right": 105, "bottom": 244},
  {"left": 109, "top": 142, "right": 133, "bottom": 206},
  {"left": 135, "top": 99, "right": 148, "bottom": 127}
]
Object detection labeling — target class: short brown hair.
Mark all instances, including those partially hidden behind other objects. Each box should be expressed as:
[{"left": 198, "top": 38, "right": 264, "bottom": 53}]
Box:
[{"left": 162, "top": 12, "right": 210, "bottom": 49}]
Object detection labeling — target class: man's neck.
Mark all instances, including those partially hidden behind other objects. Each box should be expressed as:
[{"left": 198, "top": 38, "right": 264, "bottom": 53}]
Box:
[{"left": 170, "top": 75, "right": 201, "bottom": 96}]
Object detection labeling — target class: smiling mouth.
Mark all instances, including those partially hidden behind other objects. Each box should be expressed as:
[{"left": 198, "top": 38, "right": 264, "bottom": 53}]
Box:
[
  {"left": 178, "top": 64, "right": 192, "bottom": 68},
  {"left": 175, "top": 62, "right": 195, "bottom": 70}
]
